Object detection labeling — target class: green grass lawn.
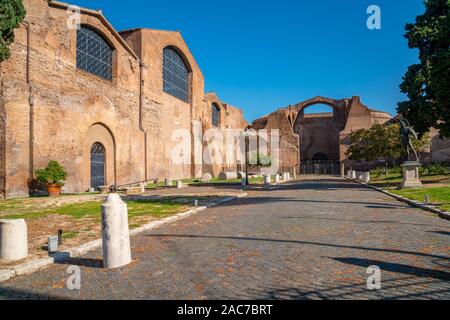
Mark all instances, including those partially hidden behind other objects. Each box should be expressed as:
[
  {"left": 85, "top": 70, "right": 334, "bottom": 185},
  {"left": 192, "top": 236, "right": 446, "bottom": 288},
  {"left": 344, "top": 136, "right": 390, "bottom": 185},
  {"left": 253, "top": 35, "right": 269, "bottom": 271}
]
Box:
[
  {"left": 391, "top": 187, "right": 450, "bottom": 212},
  {"left": 0, "top": 198, "right": 189, "bottom": 221},
  {"left": 370, "top": 173, "right": 450, "bottom": 188}
]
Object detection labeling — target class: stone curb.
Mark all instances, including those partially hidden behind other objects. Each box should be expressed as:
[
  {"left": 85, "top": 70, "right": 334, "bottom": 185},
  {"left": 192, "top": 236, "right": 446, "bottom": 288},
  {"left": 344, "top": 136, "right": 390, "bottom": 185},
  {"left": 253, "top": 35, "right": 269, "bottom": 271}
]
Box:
[
  {"left": 0, "top": 193, "right": 248, "bottom": 283},
  {"left": 346, "top": 178, "right": 450, "bottom": 221}
]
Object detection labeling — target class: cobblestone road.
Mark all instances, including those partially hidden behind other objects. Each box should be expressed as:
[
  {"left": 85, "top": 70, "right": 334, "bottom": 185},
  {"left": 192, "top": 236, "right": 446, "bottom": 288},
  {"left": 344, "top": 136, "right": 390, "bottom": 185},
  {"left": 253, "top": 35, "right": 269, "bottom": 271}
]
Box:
[{"left": 1, "top": 178, "right": 449, "bottom": 300}]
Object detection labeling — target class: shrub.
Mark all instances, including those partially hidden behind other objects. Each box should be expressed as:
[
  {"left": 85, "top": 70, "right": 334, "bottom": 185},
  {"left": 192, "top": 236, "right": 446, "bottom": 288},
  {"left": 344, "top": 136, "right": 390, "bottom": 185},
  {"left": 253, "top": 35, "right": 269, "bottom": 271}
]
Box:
[{"left": 35, "top": 161, "right": 68, "bottom": 186}]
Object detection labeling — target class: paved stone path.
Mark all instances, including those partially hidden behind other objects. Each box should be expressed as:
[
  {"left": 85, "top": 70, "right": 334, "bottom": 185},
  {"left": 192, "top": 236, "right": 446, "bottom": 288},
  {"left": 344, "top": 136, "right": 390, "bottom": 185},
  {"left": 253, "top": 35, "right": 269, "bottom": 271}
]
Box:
[{"left": 1, "top": 177, "right": 449, "bottom": 300}]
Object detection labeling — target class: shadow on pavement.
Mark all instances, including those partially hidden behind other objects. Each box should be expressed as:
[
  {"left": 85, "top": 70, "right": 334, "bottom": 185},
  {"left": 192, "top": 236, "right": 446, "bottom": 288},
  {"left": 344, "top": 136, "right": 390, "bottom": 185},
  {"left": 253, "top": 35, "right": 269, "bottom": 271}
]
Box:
[
  {"left": 331, "top": 257, "right": 450, "bottom": 281},
  {"left": 146, "top": 234, "right": 450, "bottom": 261}
]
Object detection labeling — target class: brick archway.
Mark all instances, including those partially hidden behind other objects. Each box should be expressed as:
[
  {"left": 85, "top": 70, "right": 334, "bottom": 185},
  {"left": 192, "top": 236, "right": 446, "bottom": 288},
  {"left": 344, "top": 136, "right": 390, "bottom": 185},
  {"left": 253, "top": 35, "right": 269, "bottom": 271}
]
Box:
[{"left": 291, "top": 97, "right": 350, "bottom": 162}]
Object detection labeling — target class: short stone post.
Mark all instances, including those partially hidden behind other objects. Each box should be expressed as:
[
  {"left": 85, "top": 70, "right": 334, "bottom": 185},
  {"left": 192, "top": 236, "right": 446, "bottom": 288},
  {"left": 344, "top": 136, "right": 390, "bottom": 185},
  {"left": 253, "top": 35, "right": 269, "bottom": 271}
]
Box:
[
  {"left": 356, "top": 172, "right": 363, "bottom": 181},
  {"left": 0, "top": 219, "right": 28, "bottom": 261},
  {"left": 293, "top": 168, "right": 297, "bottom": 179},
  {"left": 350, "top": 170, "right": 356, "bottom": 179},
  {"left": 263, "top": 175, "right": 271, "bottom": 186},
  {"left": 283, "top": 172, "right": 288, "bottom": 181},
  {"left": 177, "top": 180, "right": 183, "bottom": 189},
  {"left": 139, "top": 182, "right": 145, "bottom": 193},
  {"left": 340, "top": 163, "right": 345, "bottom": 178},
  {"left": 101, "top": 194, "right": 132, "bottom": 269},
  {"left": 287, "top": 172, "right": 291, "bottom": 180},
  {"left": 275, "top": 174, "right": 280, "bottom": 183},
  {"left": 362, "top": 172, "right": 371, "bottom": 183}
]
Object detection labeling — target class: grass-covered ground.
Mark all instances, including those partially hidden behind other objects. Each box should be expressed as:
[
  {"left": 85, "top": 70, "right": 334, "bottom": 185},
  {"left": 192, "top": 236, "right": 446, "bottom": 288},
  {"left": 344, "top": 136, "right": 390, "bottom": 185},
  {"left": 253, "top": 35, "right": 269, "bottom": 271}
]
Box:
[
  {"left": 0, "top": 195, "right": 225, "bottom": 263},
  {"left": 0, "top": 197, "right": 189, "bottom": 221},
  {"left": 391, "top": 187, "right": 450, "bottom": 212},
  {"left": 145, "top": 176, "right": 265, "bottom": 188}
]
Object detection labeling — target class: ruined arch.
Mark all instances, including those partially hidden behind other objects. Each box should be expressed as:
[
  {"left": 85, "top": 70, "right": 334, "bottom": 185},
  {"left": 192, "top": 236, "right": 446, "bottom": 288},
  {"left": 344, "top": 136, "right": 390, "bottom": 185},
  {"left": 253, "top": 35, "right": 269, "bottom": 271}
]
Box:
[{"left": 292, "top": 97, "right": 350, "bottom": 162}]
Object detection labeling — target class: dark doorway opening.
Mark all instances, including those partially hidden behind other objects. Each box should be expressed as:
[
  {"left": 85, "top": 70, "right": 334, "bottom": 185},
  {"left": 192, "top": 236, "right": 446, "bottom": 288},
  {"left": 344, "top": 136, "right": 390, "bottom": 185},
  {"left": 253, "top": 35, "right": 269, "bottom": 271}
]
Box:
[
  {"left": 312, "top": 153, "right": 329, "bottom": 161},
  {"left": 91, "top": 142, "right": 105, "bottom": 189}
]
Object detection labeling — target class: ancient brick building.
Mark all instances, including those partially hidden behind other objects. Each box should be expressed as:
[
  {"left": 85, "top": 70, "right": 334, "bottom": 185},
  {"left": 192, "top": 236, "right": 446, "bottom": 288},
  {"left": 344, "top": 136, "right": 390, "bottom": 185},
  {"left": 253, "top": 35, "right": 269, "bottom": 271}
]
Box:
[
  {"left": 0, "top": 0, "right": 247, "bottom": 198},
  {"left": 251, "top": 96, "right": 392, "bottom": 173}
]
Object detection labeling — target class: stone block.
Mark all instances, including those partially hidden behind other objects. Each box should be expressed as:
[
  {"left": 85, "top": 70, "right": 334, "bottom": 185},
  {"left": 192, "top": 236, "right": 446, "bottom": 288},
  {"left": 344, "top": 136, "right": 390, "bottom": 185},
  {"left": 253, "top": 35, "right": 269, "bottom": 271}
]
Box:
[
  {"left": 219, "top": 172, "right": 239, "bottom": 180},
  {"left": 401, "top": 162, "right": 423, "bottom": 189},
  {"left": 201, "top": 174, "right": 212, "bottom": 183},
  {"left": 0, "top": 219, "right": 28, "bottom": 261}
]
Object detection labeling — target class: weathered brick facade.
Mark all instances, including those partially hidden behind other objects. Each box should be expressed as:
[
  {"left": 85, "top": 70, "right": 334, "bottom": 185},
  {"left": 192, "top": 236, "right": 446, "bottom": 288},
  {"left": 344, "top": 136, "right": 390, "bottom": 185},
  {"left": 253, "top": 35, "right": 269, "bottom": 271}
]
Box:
[
  {"left": 251, "top": 96, "right": 392, "bottom": 172},
  {"left": 0, "top": 0, "right": 247, "bottom": 198}
]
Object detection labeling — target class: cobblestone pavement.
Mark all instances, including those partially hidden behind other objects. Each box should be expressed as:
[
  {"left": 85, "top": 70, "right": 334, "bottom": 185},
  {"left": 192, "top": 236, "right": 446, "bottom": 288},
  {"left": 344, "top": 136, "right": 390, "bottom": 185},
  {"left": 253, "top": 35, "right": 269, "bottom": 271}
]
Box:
[{"left": 1, "top": 177, "right": 449, "bottom": 300}]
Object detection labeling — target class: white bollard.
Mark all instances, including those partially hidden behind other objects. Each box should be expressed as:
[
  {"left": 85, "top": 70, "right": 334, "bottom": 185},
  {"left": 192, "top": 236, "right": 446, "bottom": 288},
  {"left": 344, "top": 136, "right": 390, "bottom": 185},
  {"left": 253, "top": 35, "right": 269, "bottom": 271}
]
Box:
[
  {"left": 362, "top": 172, "right": 371, "bottom": 183},
  {"left": 287, "top": 173, "right": 291, "bottom": 180},
  {"left": 0, "top": 219, "right": 28, "bottom": 261},
  {"left": 357, "top": 172, "right": 363, "bottom": 181},
  {"left": 283, "top": 172, "right": 288, "bottom": 181},
  {"left": 350, "top": 171, "right": 357, "bottom": 179},
  {"left": 101, "top": 194, "right": 132, "bottom": 269},
  {"left": 139, "top": 182, "right": 145, "bottom": 193},
  {"left": 275, "top": 174, "right": 280, "bottom": 183},
  {"left": 264, "top": 175, "right": 271, "bottom": 186},
  {"left": 177, "top": 181, "right": 183, "bottom": 189}
]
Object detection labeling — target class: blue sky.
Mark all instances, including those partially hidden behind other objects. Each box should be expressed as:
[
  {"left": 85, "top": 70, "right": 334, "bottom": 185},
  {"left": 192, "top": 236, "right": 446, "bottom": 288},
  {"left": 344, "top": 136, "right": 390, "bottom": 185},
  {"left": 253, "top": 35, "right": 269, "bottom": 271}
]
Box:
[{"left": 70, "top": 0, "right": 424, "bottom": 122}]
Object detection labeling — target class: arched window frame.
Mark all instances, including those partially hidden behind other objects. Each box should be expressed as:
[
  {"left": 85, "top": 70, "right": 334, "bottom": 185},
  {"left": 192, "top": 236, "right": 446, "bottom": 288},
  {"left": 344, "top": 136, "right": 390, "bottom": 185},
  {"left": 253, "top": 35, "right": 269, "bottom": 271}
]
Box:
[
  {"left": 76, "top": 25, "right": 114, "bottom": 81},
  {"left": 212, "top": 103, "right": 221, "bottom": 127},
  {"left": 162, "top": 46, "right": 191, "bottom": 103}
]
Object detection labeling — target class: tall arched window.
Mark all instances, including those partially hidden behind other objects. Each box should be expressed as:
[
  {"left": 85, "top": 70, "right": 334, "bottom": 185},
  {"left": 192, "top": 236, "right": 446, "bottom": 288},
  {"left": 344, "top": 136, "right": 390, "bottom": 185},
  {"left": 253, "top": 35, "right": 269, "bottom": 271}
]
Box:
[
  {"left": 163, "top": 47, "right": 189, "bottom": 102},
  {"left": 77, "top": 26, "right": 113, "bottom": 81},
  {"left": 91, "top": 142, "right": 106, "bottom": 189},
  {"left": 212, "top": 103, "right": 220, "bottom": 127}
]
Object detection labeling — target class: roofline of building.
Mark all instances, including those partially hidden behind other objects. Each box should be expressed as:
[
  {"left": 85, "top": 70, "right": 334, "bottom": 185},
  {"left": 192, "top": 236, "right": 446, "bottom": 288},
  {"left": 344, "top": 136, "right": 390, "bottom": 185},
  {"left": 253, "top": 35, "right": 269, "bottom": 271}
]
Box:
[{"left": 48, "top": 0, "right": 138, "bottom": 60}]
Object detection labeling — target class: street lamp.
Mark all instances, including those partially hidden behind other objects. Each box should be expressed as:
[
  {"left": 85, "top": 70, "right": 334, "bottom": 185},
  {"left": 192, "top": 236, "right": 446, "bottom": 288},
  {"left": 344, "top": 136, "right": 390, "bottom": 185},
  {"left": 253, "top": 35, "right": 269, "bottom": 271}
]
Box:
[{"left": 241, "top": 127, "right": 252, "bottom": 186}]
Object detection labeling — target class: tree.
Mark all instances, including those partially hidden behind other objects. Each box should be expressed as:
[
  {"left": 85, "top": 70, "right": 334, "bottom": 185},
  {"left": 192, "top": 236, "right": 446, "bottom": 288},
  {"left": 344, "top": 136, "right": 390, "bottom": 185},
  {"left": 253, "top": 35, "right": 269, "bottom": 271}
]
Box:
[
  {"left": 345, "top": 124, "right": 430, "bottom": 167},
  {"left": 398, "top": 0, "right": 450, "bottom": 138},
  {"left": 0, "top": 0, "right": 26, "bottom": 62}
]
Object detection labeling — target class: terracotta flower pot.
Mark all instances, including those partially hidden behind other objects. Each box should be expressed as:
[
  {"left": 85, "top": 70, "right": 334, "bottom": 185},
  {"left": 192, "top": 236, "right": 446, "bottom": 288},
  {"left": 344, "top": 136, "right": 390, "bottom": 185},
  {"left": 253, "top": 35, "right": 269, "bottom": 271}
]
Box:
[{"left": 47, "top": 184, "right": 62, "bottom": 197}]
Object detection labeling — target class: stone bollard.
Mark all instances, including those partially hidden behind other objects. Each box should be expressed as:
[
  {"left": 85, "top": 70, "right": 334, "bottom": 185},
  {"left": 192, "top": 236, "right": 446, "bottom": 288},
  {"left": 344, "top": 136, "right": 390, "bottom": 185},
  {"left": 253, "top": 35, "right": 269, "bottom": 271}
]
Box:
[
  {"left": 293, "top": 168, "right": 297, "bottom": 179},
  {"left": 101, "top": 194, "right": 132, "bottom": 269},
  {"left": 263, "top": 175, "right": 271, "bottom": 186},
  {"left": 165, "top": 179, "right": 173, "bottom": 187},
  {"left": 356, "top": 172, "right": 363, "bottom": 181},
  {"left": 283, "top": 172, "right": 288, "bottom": 181},
  {"left": 340, "top": 164, "right": 345, "bottom": 178},
  {"left": 177, "top": 181, "right": 183, "bottom": 189},
  {"left": 362, "top": 172, "right": 371, "bottom": 183},
  {"left": 139, "top": 182, "right": 145, "bottom": 193},
  {"left": 0, "top": 219, "right": 28, "bottom": 261},
  {"left": 287, "top": 173, "right": 291, "bottom": 180},
  {"left": 350, "top": 171, "right": 357, "bottom": 179},
  {"left": 275, "top": 174, "right": 280, "bottom": 183}
]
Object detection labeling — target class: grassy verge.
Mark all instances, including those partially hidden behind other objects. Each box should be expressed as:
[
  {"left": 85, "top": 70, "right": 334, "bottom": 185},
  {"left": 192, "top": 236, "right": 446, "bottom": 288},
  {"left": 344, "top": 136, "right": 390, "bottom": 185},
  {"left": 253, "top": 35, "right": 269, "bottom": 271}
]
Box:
[
  {"left": 0, "top": 197, "right": 197, "bottom": 221},
  {"left": 369, "top": 173, "right": 450, "bottom": 188},
  {"left": 390, "top": 187, "right": 450, "bottom": 212}
]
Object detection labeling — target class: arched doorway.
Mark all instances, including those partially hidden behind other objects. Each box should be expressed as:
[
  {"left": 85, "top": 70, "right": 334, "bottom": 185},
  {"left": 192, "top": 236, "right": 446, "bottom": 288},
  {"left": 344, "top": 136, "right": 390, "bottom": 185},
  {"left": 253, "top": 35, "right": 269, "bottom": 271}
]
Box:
[
  {"left": 312, "top": 153, "right": 329, "bottom": 161},
  {"left": 91, "top": 142, "right": 106, "bottom": 189}
]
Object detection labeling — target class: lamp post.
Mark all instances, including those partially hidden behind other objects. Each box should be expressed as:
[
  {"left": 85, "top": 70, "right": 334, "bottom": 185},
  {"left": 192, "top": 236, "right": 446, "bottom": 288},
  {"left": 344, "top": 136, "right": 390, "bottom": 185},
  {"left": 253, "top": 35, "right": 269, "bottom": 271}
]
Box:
[{"left": 241, "top": 127, "right": 251, "bottom": 186}]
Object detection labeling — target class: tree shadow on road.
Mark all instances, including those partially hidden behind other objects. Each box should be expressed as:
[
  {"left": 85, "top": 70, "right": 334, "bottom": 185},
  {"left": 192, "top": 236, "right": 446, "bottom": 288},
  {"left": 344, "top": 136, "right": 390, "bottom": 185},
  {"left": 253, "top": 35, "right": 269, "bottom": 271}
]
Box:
[
  {"left": 331, "top": 257, "right": 450, "bottom": 281},
  {"left": 146, "top": 234, "right": 450, "bottom": 261}
]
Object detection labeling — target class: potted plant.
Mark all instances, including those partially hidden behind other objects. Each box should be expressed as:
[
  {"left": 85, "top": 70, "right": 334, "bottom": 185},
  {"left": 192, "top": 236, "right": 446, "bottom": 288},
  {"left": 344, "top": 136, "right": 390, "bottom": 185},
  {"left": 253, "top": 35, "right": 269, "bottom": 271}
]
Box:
[{"left": 35, "top": 161, "right": 68, "bottom": 197}]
